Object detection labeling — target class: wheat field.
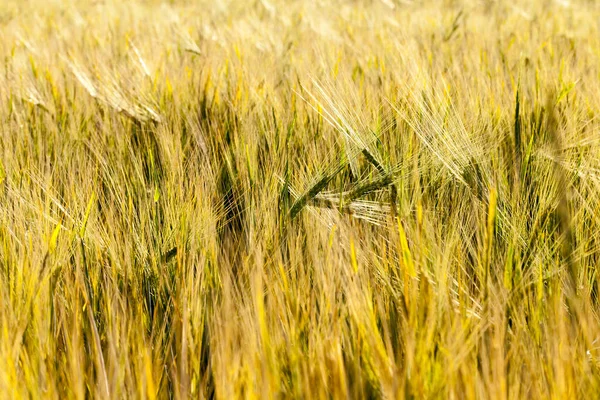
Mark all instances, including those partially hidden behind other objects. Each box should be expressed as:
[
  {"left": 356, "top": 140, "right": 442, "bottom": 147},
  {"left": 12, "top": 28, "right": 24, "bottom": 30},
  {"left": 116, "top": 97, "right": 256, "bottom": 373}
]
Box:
[{"left": 1, "top": 0, "right": 600, "bottom": 398}]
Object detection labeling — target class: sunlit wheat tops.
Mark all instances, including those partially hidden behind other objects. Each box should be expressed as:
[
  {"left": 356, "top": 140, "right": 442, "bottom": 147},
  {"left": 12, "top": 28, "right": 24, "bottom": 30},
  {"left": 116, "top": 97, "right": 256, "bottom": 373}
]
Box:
[{"left": 1, "top": 0, "right": 600, "bottom": 398}]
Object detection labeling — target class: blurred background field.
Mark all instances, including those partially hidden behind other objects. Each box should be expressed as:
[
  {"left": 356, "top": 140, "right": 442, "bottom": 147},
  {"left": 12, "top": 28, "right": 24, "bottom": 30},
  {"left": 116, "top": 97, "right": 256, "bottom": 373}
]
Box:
[{"left": 1, "top": 0, "right": 600, "bottom": 398}]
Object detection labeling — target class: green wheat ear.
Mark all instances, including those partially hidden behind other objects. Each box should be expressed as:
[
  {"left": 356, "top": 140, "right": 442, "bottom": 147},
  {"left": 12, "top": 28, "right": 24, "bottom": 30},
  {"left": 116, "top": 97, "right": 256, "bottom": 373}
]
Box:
[{"left": 289, "top": 171, "right": 338, "bottom": 220}]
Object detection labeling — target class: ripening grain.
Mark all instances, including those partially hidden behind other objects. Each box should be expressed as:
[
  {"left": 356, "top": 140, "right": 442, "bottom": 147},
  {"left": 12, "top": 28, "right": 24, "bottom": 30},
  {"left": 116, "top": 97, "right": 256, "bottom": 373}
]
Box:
[{"left": 1, "top": 0, "right": 600, "bottom": 398}]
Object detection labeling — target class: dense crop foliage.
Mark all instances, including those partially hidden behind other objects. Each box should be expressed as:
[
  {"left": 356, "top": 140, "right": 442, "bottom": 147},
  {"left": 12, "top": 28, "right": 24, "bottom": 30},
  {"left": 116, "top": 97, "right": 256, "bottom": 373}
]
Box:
[{"left": 2, "top": 0, "right": 600, "bottom": 398}]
